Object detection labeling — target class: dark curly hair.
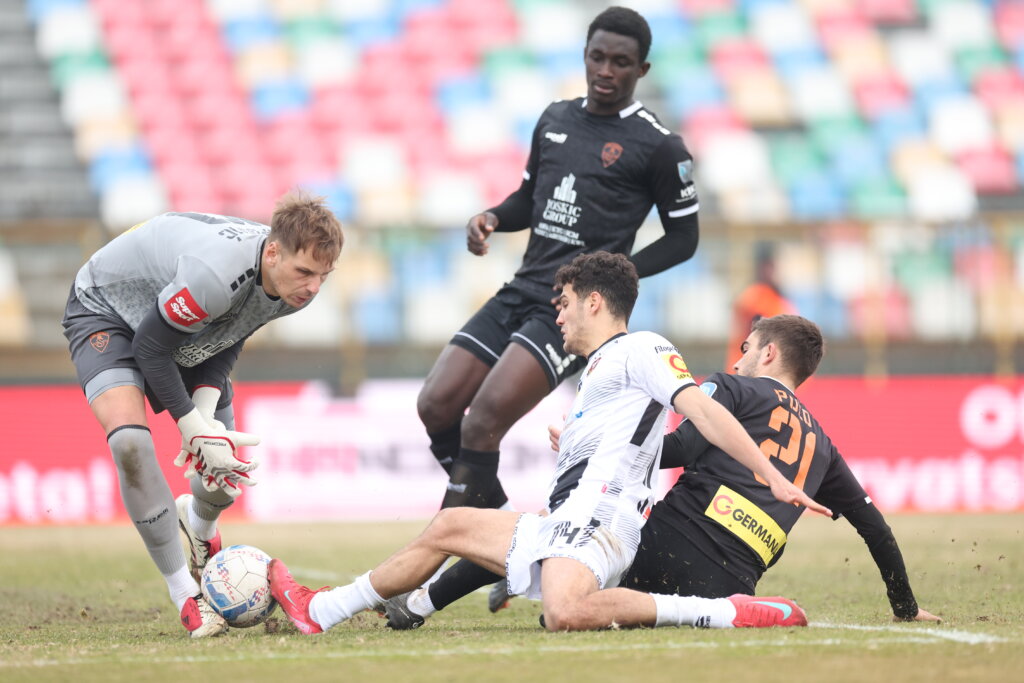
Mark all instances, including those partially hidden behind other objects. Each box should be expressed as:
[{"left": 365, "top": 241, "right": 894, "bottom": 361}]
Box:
[{"left": 554, "top": 251, "right": 639, "bottom": 322}]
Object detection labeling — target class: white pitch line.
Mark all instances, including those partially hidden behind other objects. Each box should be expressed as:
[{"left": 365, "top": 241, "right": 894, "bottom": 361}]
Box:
[
  {"left": 812, "top": 622, "right": 1007, "bottom": 645},
  {"left": 2, "top": 629, "right": 1013, "bottom": 669}
]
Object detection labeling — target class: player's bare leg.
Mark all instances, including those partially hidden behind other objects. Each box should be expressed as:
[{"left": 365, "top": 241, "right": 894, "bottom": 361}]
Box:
[
  {"left": 442, "top": 343, "right": 552, "bottom": 509},
  {"left": 417, "top": 344, "right": 491, "bottom": 473},
  {"left": 272, "top": 508, "right": 519, "bottom": 633}
]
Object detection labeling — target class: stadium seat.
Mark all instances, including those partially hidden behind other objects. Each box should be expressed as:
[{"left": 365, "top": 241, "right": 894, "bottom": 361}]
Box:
[
  {"left": 929, "top": 95, "right": 994, "bottom": 155},
  {"left": 973, "top": 67, "right": 1024, "bottom": 109},
  {"left": 995, "top": 102, "right": 1024, "bottom": 151},
  {"left": 709, "top": 38, "right": 769, "bottom": 83},
  {"left": 888, "top": 30, "right": 957, "bottom": 87},
  {"left": 956, "top": 145, "right": 1017, "bottom": 195},
  {"left": 829, "top": 32, "right": 890, "bottom": 83},
  {"left": 906, "top": 165, "right": 978, "bottom": 222},
  {"left": 850, "top": 177, "right": 907, "bottom": 220},
  {"left": 995, "top": 2, "right": 1024, "bottom": 51},
  {"left": 872, "top": 105, "right": 926, "bottom": 154},
  {"left": 726, "top": 67, "right": 793, "bottom": 127},
  {"left": 787, "top": 174, "right": 846, "bottom": 221},
  {"left": 789, "top": 64, "right": 855, "bottom": 122},
  {"left": 829, "top": 134, "right": 889, "bottom": 189},
  {"left": 683, "top": 104, "right": 748, "bottom": 156},
  {"left": 852, "top": 71, "right": 911, "bottom": 120},
  {"left": 700, "top": 129, "right": 773, "bottom": 193}
]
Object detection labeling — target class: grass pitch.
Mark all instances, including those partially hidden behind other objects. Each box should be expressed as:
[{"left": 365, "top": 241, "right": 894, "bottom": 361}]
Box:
[{"left": 1, "top": 514, "right": 1021, "bottom": 682}]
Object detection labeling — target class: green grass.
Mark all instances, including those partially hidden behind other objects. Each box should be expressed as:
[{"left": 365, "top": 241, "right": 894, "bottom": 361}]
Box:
[{"left": 1, "top": 514, "right": 1021, "bottom": 682}]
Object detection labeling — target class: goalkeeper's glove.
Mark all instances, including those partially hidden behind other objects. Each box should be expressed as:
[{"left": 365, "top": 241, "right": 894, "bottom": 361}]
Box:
[
  {"left": 173, "top": 386, "right": 221, "bottom": 481},
  {"left": 175, "top": 403, "right": 260, "bottom": 498}
]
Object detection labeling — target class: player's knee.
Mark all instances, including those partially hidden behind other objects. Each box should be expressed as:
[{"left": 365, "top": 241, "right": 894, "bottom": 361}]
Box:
[
  {"left": 107, "top": 426, "right": 154, "bottom": 486},
  {"left": 417, "top": 386, "right": 459, "bottom": 433},
  {"left": 423, "top": 507, "right": 468, "bottom": 544}
]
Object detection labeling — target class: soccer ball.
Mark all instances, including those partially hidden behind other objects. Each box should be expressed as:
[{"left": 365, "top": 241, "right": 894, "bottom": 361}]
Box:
[{"left": 200, "top": 544, "right": 278, "bottom": 627}]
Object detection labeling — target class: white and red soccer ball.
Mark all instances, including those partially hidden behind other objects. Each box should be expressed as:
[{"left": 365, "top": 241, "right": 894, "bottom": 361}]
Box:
[{"left": 201, "top": 544, "right": 278, "bottom": 627}]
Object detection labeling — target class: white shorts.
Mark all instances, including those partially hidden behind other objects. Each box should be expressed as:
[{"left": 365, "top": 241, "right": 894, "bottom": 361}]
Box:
[{"left": 505, "top": 510, "right": 638, "bottom": 601}]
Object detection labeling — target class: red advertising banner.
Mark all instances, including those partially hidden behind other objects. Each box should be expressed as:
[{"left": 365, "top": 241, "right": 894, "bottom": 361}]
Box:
[{"left": 1, "top": 376, "right": 1022, "bottom": 524}]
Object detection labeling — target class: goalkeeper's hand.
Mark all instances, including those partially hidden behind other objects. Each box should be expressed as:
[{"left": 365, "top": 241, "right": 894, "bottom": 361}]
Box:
[
  {"left": 173, "top": 386, "right": 223, "bottom": 481},
  {"left": 175, "top": 407, "right": 261, "bottom": 495}
]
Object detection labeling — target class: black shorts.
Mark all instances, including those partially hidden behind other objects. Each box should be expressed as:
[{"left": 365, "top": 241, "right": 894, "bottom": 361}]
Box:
[
  {"left": 450, "top": 281, "right": 586, "bottom": 390},
  {"left": 62, "top": 286, "right": 232, "bottom": 412},
  {"left": 622, "top": 511, "right": 756, "bottom": 597}
]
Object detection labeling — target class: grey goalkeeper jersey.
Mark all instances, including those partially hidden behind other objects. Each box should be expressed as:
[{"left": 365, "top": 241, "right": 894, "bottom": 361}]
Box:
[{"left": 74, "top": 212, "right": 301, "bottom": 368}]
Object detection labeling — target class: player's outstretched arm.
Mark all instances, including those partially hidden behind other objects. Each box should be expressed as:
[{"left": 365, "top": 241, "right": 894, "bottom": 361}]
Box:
[
  {"left": 839, "top": 501, "right": 935, "bottom": 621},
  {"left": 673, "top": 386, "right": 832, "bottom": 516}
]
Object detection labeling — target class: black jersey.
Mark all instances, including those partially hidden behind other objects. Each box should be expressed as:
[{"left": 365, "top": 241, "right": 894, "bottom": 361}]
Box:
[
  {"left": 509, "top": 98, "right": 697, "bottom": 295},
  {"left": 657, "top": 373, "right": 871, "bottom": 582}
]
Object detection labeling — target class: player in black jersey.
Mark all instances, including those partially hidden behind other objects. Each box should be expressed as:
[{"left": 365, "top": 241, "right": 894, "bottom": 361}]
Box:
[
  {"left": 383, "top": 315, "right": 938, "bottom": 628},
  {"left": 623, "top": 314, "right": 938, "bottom": 621},
  {"left": 418, "top": 7, "right": 700, "bottom": 520}
]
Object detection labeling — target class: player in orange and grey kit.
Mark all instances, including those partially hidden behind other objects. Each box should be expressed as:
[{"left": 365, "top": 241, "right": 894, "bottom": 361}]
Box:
[{"left": 61, "top": 192, "right": 343, "bottom": 637}]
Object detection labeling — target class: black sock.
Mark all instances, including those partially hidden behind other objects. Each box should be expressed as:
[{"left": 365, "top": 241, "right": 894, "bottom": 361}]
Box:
[
  {"left": 428, "top": 558, "right": 503, "bottom": 611},
  {"left": 441, "top": 448, "right": 503, "bottom": 508},
  {"left": 428, "top": 420, "right": 462, "bottom": 474}
]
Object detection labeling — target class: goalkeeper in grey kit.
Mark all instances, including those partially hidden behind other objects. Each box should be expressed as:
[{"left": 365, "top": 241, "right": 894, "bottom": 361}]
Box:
[{"left": 61, "top": 191, "right": 343, "bottom": 637}]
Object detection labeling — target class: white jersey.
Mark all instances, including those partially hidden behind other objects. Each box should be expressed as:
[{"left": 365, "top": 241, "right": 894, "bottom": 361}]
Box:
[
  {"left": 546, "top": 330, "right": 695, "bottom": 545},
  {"left": 74, "top": 212, "right": 301, "bottom": 367}
]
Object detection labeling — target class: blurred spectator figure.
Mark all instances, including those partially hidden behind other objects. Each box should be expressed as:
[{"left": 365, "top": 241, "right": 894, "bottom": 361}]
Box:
[{"left": 726, "top": 243, "right": 795, "bottom": 370}]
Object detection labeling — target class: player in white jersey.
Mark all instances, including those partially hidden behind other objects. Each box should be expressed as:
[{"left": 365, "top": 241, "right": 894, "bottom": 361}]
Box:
[
  {"left": 268, "top": 252, "right": 828, "bottom": 634},
  {"left": 61, "top": 191, "right": 343, "bottom": 638}
]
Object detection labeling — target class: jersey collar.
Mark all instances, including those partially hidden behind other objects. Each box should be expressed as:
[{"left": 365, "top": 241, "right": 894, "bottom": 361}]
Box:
[
  {"left": 580, "top": 99, "right": 644, "bottom": 118},
  {"left": 762, "top": 375, "right": 795, "bottom": 392}
]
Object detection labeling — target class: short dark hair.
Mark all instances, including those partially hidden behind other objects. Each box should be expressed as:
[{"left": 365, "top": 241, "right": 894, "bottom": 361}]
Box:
[
  {"left": 751, "top": 315, "right": 824, "bottom": 387},
  {"left": 270, "top": 189, "right": 344, "bottom": 266},
  {"left": 554, "top": 251, "right": 639, "bottom": 322},
  {"left": 586, "top": 6, "right": 652, "bottom": 62}
]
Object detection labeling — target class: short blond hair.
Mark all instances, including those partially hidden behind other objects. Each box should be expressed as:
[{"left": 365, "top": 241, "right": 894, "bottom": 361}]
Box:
[{"left": 269, "top": 190, "right": 343, "bottom": 266}]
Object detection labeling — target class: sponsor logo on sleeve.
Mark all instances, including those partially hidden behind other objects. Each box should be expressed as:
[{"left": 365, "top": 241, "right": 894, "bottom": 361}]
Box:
[
  {"left": 677, "top": 159, "right": 693, "bottom": 184},
  {"left": 658, "top": 347, "right": 692, "bottom": 381},
  {"left": 704, "top": 485, "right": 787, "bottom": 565},
  {"left": 601, "top": 142, "right": 623, "bottom": 168},
  {"left": 163, "top": 287, "right": 208, "bottom": 327}
]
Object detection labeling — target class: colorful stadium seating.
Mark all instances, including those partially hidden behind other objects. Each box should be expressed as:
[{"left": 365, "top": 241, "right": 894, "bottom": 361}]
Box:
[{"left": 14, "top": 0, "right": 1024, "bottom": 347}]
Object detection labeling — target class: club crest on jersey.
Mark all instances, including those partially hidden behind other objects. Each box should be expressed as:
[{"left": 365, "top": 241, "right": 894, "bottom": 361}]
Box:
[
  {"left": 660, "top": 351, "right": 692, "bottom": 381},
  {"left": 601, "top": 142, "right": 623, "bottom": 168},
  {"left": 164, "top": 287, "right": 208, "bottom": 327},
  {"left": 89, "top": 331, "right": 110, "bottom": 353}
]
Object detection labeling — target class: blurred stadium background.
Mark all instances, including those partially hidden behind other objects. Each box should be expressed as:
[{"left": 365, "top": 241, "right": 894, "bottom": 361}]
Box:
[{"left": 2, "top": 0, "right": 1024, "bottom": 523}]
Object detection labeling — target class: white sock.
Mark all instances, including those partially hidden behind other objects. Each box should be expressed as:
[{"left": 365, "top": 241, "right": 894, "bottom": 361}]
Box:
[
  {"left": 188, "top": 504, "right": 217, "bottom": 542},
  {"left": 165, "top": 566, "right": 200, "bottom": 611},
  {"left": 309, "top": 571, "right": 384, "bottom": 631},
  {"left": 406, "top": 587, "right": 437, "bottom": 618},
  {"left": 652, "top": 594, "right": 737, "bottom": 629}
]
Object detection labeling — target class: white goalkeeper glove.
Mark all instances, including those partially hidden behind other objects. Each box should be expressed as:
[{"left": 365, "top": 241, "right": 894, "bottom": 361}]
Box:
[
  {"left": 175, "top": 404, "right": 261, "bottom": 498},
  {"left": 173, "top": 386, "right": 221, "bottom": 481}
]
